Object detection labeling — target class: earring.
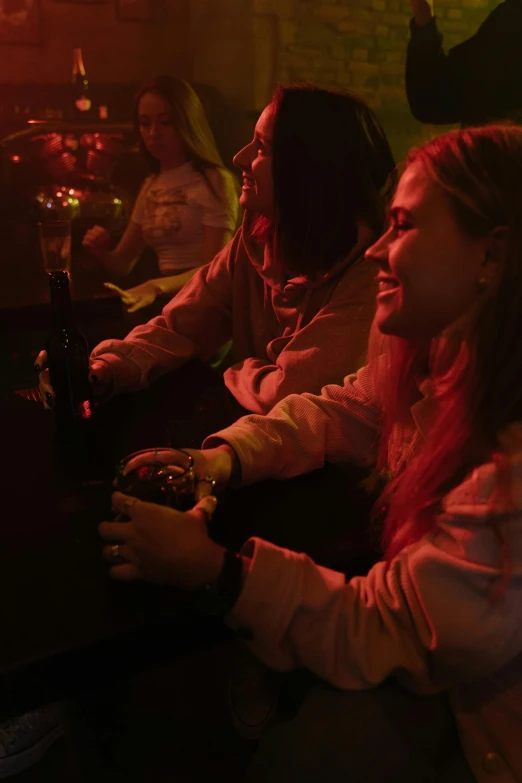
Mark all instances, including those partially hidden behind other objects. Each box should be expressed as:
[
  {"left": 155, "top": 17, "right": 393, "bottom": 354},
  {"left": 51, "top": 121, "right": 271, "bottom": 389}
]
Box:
[{"left": 477, "top": 275, "right": 488, "bottom": 292}]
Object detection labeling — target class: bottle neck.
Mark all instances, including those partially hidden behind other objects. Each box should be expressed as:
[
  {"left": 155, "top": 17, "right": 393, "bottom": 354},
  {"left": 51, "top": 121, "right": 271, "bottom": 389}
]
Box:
[
  {"left": 72, "top": 48, "right": 86, "bottom": 79},
  {"left": 49, "top": 275, "right": 75, "bottom": 329},
  {"left": 72, "top": 47, "right": 91, "bottom": 112}
]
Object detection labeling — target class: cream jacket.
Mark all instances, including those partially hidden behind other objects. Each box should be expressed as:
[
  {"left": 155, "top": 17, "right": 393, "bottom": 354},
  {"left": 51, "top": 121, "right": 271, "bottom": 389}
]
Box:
[{"left": 205, "top": 359, "right": 522, "bottom": 783}]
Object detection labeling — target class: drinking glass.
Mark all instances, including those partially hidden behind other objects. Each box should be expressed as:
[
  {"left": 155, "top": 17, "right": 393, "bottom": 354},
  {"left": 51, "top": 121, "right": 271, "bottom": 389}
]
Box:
[
  {"left": 38, "top": 220, "right": 72, "bottom": 274},
  {"left": 114, "top": 447, "right": 196, "bottom": 511}
]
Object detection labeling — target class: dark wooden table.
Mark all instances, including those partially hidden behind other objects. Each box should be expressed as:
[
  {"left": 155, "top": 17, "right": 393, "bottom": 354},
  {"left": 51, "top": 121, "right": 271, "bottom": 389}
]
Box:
[
  {"left": 0, "top": 233, "right": 160, "bottom": 393},
  {"left": 0, "top": 361, "right": 378, "bottom": 726}
]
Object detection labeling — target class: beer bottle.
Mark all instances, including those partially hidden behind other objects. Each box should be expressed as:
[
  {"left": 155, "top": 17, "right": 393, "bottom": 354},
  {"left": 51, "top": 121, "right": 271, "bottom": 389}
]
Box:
[
  {"left": 72, "top": 46, "right": 92, "bottom": 115},
  {"left": 47, "top": 271, "right": 92, "bottom": 442}
]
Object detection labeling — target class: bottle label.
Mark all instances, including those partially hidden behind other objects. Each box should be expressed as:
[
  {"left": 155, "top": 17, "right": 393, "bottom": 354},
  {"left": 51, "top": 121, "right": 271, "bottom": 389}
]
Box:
[{"left": 75, "top": 96, "right": 92, "bottom": 112}]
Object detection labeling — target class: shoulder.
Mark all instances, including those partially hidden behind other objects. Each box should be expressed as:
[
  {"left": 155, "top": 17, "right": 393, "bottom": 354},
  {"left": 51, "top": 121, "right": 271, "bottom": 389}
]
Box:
[
  {"left": 137, "top": 174, "right": 157, "bottom": 197},
  {"left": 462, "top": 0, "right": 522, "bottom": 39},
  {"left": 482, "top": 0, "right": 522, "bottom": 23},
  {"left": 443, "top": 448, "right": 522, "bottom": 522}
]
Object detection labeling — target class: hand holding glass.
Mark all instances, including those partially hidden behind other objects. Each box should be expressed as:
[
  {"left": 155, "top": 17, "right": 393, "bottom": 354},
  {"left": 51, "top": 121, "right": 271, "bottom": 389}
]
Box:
[{"left": 115, "top": 448, "right": 197, "bottom": 511}]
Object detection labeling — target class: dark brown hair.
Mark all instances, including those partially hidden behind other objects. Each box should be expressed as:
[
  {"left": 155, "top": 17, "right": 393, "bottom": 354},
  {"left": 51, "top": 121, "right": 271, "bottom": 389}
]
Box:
[
  {"left": 134, "top": 74, "right": 234, "bottom": 204},
  {"left": 270, "top": 83, "right": 396, "bottom": 275}
]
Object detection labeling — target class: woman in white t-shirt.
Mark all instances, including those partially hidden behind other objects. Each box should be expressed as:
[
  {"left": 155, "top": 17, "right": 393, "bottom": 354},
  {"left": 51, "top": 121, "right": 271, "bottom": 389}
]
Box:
[{"left": 83, "top": 75, "right": 239, "bottom": 312}]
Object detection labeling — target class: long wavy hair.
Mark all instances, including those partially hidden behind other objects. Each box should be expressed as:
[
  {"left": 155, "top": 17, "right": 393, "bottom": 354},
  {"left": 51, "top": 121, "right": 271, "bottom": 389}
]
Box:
[
  {"left": 134, "top": 75, "right": 233, "bottom": 204},
  {"left": 377, "top": 126, "right": 522, "bottom": 573},
  {"left": 269, "top": 83, "right": 396, "bottom": 276}
]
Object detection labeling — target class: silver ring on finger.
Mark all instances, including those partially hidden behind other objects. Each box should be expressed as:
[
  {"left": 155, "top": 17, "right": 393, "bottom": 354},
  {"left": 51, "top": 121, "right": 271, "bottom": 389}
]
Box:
[
  {"left": 196, "top": 474, "right": 216, "bottom": 492},
  {"left": 111, "top": 544, "right": 125, "bottom": 562},
  {"left": 124, "top": 497, "right": 138, "bottom": 513}
]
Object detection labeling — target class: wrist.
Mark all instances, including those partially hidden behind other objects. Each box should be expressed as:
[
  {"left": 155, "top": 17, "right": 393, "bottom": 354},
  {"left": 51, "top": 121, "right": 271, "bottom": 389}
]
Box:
[
  {"left": 414, "top": 13, "right": 433, "bottom": 26},
  {"left": 148, "top": 278, "right": 168, "bottom": 296},
  {"left": 206, "top": 444, "right": 241, "bottom": 490},
  {"left": 198, "top": 541, "right": 226, "bottom": 585},
  {"left": 199, "top": 549, "right": 247, "bottom": 616}
]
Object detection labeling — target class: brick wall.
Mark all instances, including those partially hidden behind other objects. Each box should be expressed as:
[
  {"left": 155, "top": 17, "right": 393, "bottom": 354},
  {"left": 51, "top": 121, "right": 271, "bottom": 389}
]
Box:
[
  {"left": 252, "top": 0, "right": 499, "bottom": 159},
  {"left": 0, "top": 0, "right": 503, "bottom": 162}
]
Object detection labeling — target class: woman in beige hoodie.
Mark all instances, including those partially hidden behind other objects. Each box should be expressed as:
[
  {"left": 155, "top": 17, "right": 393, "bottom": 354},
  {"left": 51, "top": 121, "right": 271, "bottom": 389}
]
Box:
[
  {"left": 37, "top": 84, "right": 395, "bottom": 415},
  {"left": 101, "top": 125, "right": 522, "bottom": 781}
]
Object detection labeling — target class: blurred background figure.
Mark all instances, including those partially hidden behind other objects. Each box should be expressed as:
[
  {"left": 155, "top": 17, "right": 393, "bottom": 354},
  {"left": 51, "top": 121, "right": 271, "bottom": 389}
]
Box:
[
  {"left": 406, "top": 0, "right": 522, "bottom": 126},
  {"left": 38, "top": 84, "right": 396, "bottom": 415},
  {"left": 83, "top": 75, "right": 239, "bottom": 313}
]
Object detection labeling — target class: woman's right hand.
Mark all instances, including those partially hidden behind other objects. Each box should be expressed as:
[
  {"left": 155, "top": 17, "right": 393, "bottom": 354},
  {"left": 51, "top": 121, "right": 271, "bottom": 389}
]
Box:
[
  {"left": 82, "top": 225, "right": 112, "bottom": 257},
  {"left": 35, "top": 350, "right": 113, "bottom": 411}
]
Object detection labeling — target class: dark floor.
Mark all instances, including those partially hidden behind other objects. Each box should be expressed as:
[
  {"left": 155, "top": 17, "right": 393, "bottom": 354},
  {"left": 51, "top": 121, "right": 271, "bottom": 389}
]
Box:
[{"left": 10, "top": 643, "right": 253, "bottom": 783}]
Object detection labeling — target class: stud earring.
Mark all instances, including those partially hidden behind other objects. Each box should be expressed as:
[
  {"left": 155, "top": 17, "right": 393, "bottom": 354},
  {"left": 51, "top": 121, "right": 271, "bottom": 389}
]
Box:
[{"left": 477, "top": 275, "right": 488, "bottom": 292}]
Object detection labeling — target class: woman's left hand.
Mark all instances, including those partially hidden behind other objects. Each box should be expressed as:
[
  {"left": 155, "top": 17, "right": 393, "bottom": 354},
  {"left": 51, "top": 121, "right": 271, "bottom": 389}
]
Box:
[{"left": 99, "top": 491, "right": 224, "bottom": 589}]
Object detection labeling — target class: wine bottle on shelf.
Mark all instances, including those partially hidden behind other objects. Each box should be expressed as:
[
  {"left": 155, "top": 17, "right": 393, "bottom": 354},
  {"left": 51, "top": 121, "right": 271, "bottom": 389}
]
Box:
[
  {"left": 47, "top": 271, "right": 93, "bottom": 445},
  {"left": 72, "top": 46, "right": 92, "bottom": 115}
]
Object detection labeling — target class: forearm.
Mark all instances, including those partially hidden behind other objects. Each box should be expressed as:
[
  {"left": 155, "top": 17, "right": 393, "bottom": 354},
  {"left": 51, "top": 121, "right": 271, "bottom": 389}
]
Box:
[
  {"left": 406, "top": 17, "right": 461, "bottom": 124},
  {"left": 204, "top": 369, "right": 382, "bottom": 486},
  {"left": 147, "top": 268, "right": 200, "bottom": 297}
]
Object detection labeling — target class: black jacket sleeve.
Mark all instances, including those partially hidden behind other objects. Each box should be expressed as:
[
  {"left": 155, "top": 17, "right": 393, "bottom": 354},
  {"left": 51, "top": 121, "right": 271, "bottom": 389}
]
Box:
[
  {"left": 406, "top": 17, "right": 462, "bottom": 124},
  {"left": 406, "top": 1, "right": 522, "bottom": 126}
]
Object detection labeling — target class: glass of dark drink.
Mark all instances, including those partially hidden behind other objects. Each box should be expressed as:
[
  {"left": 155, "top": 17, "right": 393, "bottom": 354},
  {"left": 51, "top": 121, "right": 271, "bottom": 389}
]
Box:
[
  {"left": 38, "top": 220, "right": 72, "bottom": 274},
  {"left": 115, "top": 448, "right": 196, "bottom": 510}
]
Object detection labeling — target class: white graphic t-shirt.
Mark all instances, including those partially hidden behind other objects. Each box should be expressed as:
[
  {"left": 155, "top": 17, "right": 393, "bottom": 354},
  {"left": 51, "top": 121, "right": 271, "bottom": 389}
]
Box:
[{"left": 131, "top": 161, "right": 238, "bottom": 274}]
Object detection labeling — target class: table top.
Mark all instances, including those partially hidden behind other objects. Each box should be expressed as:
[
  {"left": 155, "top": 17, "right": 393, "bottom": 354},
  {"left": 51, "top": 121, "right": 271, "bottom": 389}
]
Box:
[
  {"left": 0, "top": 235, "right": 107, "bottom": 308},
  {"left": 0, "top": 362, "right": 377, "bottom": 719},
  {"left": 0, "top": 231, "right": 158, "bottom": 318}
]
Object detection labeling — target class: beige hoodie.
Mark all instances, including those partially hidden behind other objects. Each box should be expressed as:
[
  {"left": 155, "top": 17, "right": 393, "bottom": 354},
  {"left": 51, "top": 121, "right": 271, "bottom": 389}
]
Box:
[
  {"left": 91, "top": 212, "right": 377, "bottom": 414},
  {"left": 204, "top": 359, "right": 522, "bottom": 783}
]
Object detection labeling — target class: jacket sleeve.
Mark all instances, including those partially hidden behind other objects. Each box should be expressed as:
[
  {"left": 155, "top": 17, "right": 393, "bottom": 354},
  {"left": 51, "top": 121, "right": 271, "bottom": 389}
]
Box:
[
  {"left": 447, "top": 0, "right": 522, "bottom": 122},
  {"left": 223, "top": 262, "right": 376, "bottom": 414},
  {"left": 228, "top": 502, "right": 522, "bottom": 694},
  {"left": 90, "top": 231, "right": 239, "bottom": 395},
  {"left": 203, "top": 359, "right": 384, "bottom": 483},
  {"left": 406, "top": 18, "right": 462, "bottom": 124},
  {"left": 407, "top": 4, "right": 522, "bottom": 125}
]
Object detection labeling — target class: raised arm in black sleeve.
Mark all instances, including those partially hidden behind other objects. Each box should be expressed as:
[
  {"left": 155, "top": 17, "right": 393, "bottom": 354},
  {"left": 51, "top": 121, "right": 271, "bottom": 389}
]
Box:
[
  {"left": 406, "top": 0, "right": 522, "bottom": 126},
  {"left": 406, "top": 17, "right": 462, "bottom": 124}
]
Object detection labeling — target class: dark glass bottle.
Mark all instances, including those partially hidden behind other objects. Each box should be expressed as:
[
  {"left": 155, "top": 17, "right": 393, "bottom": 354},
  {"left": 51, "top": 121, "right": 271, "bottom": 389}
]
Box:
[
  {"left": 47, "top": 271, "right": 92, "bottom": 443},
  {"left": 72, "top": 46, "right": 92, "bottom": 115}
]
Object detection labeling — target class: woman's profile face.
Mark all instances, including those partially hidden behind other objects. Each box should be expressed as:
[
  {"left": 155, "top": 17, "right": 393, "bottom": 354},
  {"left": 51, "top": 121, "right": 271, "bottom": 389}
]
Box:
[
  {"left": 233, "top": 104, "right": 274, "bottom": 218},
  {"left": 137, "top": 92, "right": 187, "bottom": 167},
  {"left": 366, "top": 161, "right": 494, "bottom": 341}
]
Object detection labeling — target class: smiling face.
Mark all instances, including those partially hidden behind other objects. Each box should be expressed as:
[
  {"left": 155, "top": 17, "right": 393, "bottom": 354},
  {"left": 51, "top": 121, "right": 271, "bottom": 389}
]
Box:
[
  {"left": 232, "top": 104, "right": 274, "bottom": 217},
  {"left": 366, "top": 161, "right": 496, "bottom": 341},
  {"left": 137, "top": 91, "right": 188, "bottom": 169}
]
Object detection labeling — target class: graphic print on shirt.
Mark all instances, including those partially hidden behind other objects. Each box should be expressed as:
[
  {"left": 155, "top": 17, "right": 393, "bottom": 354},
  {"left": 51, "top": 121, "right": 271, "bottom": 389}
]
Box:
[{"left": 142, "top": 186, "right": 188, "bottom": 243}]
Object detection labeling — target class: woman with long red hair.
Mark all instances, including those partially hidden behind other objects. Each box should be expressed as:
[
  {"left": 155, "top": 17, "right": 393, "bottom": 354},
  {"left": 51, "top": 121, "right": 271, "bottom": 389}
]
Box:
[{"left": 100, "top": 125, "right": 522, "bottom": 781}]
